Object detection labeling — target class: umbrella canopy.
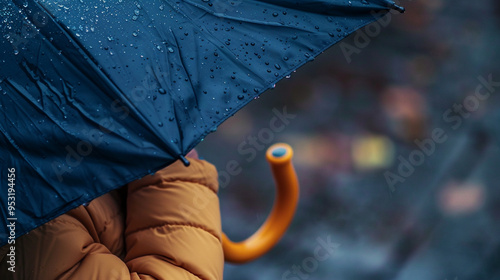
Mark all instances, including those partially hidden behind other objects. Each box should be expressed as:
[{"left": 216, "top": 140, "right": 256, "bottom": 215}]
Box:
[{"left": 0, "top": 0, "right": 403, "bottom": 246}]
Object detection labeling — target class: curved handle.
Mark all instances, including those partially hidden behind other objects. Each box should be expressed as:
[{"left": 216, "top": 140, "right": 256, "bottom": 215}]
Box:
[{"left": 222, "top": 143, "right": 300, "bottom": 263}]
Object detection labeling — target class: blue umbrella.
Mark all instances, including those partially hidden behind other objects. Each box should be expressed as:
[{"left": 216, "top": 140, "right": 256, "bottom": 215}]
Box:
[{"left": 0, "top": 0, "right": 404, "bottom": 246}]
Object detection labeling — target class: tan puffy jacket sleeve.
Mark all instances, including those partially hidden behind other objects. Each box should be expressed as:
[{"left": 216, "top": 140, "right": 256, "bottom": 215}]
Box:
[
  {"left": 0, "top": 158, "right": 224, "bottom": 280},
  {"left": 125, "top": 159, "right": 224, "bottom": 280}
]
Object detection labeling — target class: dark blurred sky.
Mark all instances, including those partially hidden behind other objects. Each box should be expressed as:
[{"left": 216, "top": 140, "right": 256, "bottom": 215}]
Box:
[{"left": 198, "top": 1, "right": 500, "bottom": 279}]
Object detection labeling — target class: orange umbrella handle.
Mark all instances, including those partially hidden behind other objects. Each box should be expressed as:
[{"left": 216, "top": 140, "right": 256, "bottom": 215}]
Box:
[{"left": 222, "top": 143, "right": 300, "bottom": 263}]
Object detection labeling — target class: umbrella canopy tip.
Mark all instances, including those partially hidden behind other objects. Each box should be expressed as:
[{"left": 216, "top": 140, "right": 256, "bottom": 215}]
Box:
[
  {"left": 381, "top": 0, "right": 405, "bottom": 13},
  {"left": 392, "top": 4, "right": 405, "bottom": 13},
  {"left": 179, "top": 155, "right": 191, "bottom": 167}
]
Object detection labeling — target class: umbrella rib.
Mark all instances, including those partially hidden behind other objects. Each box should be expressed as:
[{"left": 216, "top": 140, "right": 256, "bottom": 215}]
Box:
[
  {"left": 163, "top": 1, "right": 272, "bottom": 85},
  {"left": 170, "top": 30, "right": 201, "bottom": 115},
  {"left": 182, "top": 0, "right": 317, "bottom": 33}
]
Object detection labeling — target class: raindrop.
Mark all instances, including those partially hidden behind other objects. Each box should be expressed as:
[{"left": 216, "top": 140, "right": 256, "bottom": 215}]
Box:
[
  {"left": 132, "top": 32, "right": 138, "bottom": 37},
  {"left": 274, "top": 64, "right": 281, "bottom": 70},
  {"left": 169, "top": 117, "right": 175, "bottom": 121},
  {"left": 158, "top": 122, "right": 163, "bottom": 127},
  {"left": 237, "top": 95, "right": 244, "bottom": 100},
  {"left": 107, "top": 36, "right": 114, "bottom": 41},
  {"left": 167, "top": 47, "right": 174, "bottom": 53},
  {"left": 158, "top": 88, "right": 166, "bottom": 94},
  {"left": 272, "top": 12, "right": 279, "bottom": 17},
  {"left": 134, "top": 9, "right": 140, "bottom": 16},
  {"left": 13, "top": 50, "right": 19, "bottom": 55}
]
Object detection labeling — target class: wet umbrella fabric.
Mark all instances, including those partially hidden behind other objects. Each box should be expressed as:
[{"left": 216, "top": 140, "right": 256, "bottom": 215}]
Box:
[{"left": 0, "top": 0, "right": 402, "bottom": 245}]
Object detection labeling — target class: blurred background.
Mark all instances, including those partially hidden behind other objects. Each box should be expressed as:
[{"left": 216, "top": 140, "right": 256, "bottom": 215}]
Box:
[{"left": 198, "top": 1, "right": 500, "bottom": 279}]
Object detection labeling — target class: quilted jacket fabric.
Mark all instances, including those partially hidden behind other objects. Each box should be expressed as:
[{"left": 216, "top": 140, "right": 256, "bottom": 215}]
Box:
[{"left": 0, "top": 158, "right": 223, "bottom": 279}]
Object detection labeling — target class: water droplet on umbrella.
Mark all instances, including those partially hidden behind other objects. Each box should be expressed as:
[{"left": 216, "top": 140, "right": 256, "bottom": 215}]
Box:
[
  {"left": 272, "top": 12, "right": 278, "bottom": 17},
  {"left": 169, "top": 117, "right": 175, "bottom": 121},
  {"left": 237, "top": 95, "right": 244, "bottom": 100},
  {"left": 158, "top": 122, "right": 163, "bottom": 127},
  {"left": 158, "top": 88, "right": 166, "bottom": 94},
  {"left": 274, "top": 64, "right": 281, "bottom": 70},
  {"left": 134, "top": 9, "right": 140, "bottom": 16},
  {"left": 167, "top": 47, "right": 174, "bottom": 53}
]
